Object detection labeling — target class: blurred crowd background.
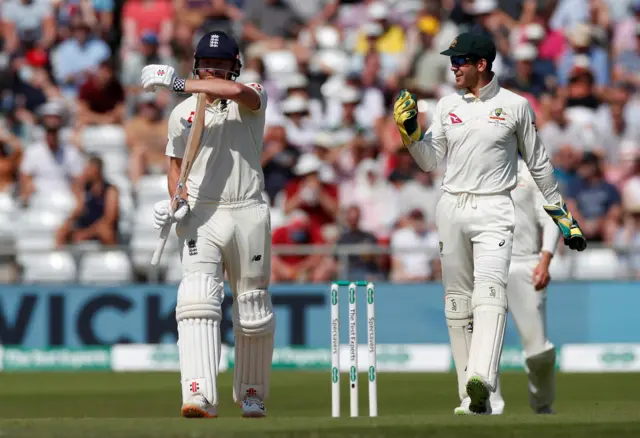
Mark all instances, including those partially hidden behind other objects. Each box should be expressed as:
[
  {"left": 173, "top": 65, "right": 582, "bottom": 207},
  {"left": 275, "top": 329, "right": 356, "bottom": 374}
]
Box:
[{"left": 0, "top": 0, "right": 639, "bottom": 284}]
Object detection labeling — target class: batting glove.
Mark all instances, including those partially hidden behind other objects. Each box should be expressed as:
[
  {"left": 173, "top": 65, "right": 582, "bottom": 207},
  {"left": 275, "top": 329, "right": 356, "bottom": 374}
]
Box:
[
  {"left": 153, "top": 199, "right": 189, "bottom": 230},
  {"left": 543, "top": 201, "right": 587, "bottom": 251},
  {"left": 393, "top": 89, "right": 423, "bottom": 147},
  {"left": 141, "top": 64, "right": 184, "bottom": 93}
]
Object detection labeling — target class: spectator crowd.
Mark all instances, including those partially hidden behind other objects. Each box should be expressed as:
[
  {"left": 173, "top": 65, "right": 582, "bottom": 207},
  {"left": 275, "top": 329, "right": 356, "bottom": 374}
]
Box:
[{"left": 0, "top": 0, "right": 639, "bottom": 283}]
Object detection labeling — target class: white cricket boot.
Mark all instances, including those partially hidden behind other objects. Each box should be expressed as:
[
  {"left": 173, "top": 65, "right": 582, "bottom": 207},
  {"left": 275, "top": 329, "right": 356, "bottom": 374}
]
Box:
[
  {"left": 242, "top": 394, "right": 267, "bottom": 418},
  {"left": 181, "top": 394, "right": 217, "bottom": 418},
  {"left": 454, "top": 397, "right": 473, "bottom": 415},
  {"left": 455, "top": 395, "right": 503, "bottom": 415},
  {"left": 466, "top": 375, "right": 491, "bottom": 414},
  {"left": 489, "top": 394, "right": 504, "bottom": 415}
]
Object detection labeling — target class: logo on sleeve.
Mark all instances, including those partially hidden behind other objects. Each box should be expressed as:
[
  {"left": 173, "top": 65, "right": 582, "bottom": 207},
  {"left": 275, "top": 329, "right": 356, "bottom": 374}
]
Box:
[
  {"left": 187, "top": 111, "right": 195, "bottom": 125},
  {"left": 247, "top": 83, "right": 263, "bottom": 92},
  {"left": 449, "top": 113, "right": 463, "bottom": 124}
]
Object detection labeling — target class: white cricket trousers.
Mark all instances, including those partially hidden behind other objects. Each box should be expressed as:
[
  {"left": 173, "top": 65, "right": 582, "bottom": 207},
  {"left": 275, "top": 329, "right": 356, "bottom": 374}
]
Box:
[
  {"left": 437, "top": 191, "right": 515, "bottom": 397},
  {"left": 436, "top": 191, "right": 515, "bottom": 298},
  {"left": 175, "top": 197, "right": 275, "bottom": 406},
  {"left": 492, "top": 255, "right": 556, "bottom": 412},
  {"left": 176, "top": 197, "right": 272, "bottom": 292},
  {"left": 506, "top": 256, "right": 549, "bottom": 356}
]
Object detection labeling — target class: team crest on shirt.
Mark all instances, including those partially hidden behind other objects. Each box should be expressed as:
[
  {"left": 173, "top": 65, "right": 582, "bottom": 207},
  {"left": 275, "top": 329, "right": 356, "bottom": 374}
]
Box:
[
  {"left": 488, "top": 108, "right": 507, "bottom": 126},
  {"left": 489, "top": 108, "right": 505, "bottom": 120}
]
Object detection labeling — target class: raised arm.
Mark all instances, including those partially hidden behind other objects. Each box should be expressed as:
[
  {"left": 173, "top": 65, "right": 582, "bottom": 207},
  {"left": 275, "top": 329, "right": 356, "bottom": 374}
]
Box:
[{"left": 393, "top": 90, "right": 447, "bottom": 172}]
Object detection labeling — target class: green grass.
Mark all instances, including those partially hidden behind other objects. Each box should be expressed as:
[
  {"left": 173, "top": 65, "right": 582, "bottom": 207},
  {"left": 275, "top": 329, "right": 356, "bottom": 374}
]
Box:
[{"left": 0, "top": 372, "right": 639, "bottom": 437}]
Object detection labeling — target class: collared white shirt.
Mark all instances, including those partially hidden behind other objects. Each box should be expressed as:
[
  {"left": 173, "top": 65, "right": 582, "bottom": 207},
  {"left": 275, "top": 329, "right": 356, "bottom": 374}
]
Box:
[
  {"left": 165, "top": 83, "right": 267, "bottom": 204},
  {"left": 408, "top": 75, "right": 562, "bottom": 205}
]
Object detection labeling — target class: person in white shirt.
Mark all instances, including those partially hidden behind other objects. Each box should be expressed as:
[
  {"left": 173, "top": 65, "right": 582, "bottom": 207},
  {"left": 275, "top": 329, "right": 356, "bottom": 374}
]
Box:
[
  {"left": 474, "top": 158, "right": 560, "bottom": 415},
  {"left": 19, "top": 103, "right": 85, "bottom": 204},
  {"left": 393, "top": 32, "right": 586, "bottom": 415},
  {"left": 141, "top": 31, "right": 274, "bottom": 419},
  {"left": 390, "top": 209, "right": 440, "bottom": 282}
]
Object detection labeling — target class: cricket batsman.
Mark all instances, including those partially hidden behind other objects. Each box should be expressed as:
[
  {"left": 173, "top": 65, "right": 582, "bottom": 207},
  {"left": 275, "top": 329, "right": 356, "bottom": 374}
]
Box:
[
  {"left": 393, "top": 33, "right": 586, "bottom": 415},
  {"left": 461, "top": 157, "right": 561, "bottom": 415},
  {"left": 141, "top": 30, "right": 274, "bottom": 418}
]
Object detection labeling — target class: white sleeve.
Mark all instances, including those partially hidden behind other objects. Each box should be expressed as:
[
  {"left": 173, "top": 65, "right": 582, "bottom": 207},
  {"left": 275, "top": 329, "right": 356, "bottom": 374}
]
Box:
[
  {"left": 407, "top": 99, "right": 448, "bottom": 172},
  {"left": 516, "top": 100, "right": 562, "bottom": 205},
  {"left": 534, "top": 187, "right": 560, "bottom": 255},
  {"left": 245, "top": 82, "right": 268, "bottom": 113},
  {"left": 165, "top": 106, "right": 188, "bottom": 158},
  {"left": 66, "top": 146, "right": 86, "bottom": 178},
  {"left": 19, "top": 147, "right": 36, "bottom": 175}
]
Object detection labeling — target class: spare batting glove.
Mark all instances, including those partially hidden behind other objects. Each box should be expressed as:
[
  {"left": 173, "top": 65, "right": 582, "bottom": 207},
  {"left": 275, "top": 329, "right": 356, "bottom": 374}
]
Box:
[
  {"left": 543, "top": 201, "right": 587, "bottom": 251},
  {"left": 393, "top": 89, "right": 423, "bottom": 147},
  {"left": 153, "top": 199, "right": 189, "bottom": 230},
  {"left": 141, "top": 64, "right": 185, "bottom": 93}
]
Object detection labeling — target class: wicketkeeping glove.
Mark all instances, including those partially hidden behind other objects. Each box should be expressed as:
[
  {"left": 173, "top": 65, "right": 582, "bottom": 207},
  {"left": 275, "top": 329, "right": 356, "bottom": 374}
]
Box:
[
  {"left": 393, "top": 89, "right": 422, "bottom": 147},
  {"left": 543, "top": 201, "right": 587, "bottom": 251}
]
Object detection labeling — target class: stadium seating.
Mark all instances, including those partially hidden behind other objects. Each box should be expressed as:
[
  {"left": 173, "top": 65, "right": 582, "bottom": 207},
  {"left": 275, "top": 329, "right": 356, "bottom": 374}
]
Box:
[
  {"left": 548, "top": 253, "right": 573, "bottom": 281},
  {"left": 78, "top": 250, "right": 134, "bottom": 284},
  {"left": 573, "top": 248, "right": 626, "bottom": 281},
  {"left": 21, "top": 251, "right": 77, "bottom": 283}
]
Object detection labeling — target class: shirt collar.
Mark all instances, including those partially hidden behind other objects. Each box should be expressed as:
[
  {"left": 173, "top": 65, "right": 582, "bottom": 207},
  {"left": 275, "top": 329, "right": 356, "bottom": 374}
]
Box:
[{"left": 458, "top": 73, "right": 500, "bottom": 101}]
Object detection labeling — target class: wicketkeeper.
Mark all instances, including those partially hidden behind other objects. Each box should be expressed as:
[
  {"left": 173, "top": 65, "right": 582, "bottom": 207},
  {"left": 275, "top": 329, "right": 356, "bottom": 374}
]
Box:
[
  {"left": 392, "top": 32, "right": 586, "bottom": 415},
  {"left": 141, "top": 30, "right": 274, "bottom": 418}
]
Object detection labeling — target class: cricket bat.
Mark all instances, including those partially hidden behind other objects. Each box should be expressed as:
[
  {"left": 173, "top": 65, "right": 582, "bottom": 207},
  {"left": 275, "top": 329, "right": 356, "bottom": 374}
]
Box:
[{"left": 151, "top": 93, "right": 207, "bottom": 266}]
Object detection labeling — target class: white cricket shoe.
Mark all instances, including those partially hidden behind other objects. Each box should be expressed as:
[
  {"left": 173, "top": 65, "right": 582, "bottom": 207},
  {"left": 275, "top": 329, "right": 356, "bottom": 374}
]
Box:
[
  {"left": 466, "top": 375, "right": 491, "bottom": 414},
  {"left": 181, "top": 394, "right": 217, "bottom": 418},
  {"left": 454, "top": 396, "right": 503, "bottom": 415},
  {"left": 454, "top": 397, "right": 473, "bottom": 415},
  {"left": 242, "top": 394, "right": 267, "bottom": 418}
]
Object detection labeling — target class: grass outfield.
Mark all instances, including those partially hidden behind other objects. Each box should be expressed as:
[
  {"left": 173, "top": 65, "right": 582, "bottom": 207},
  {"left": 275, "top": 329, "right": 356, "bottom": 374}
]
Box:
[{"left": 0, "top": 372, "right": 639, "bottom": 437}]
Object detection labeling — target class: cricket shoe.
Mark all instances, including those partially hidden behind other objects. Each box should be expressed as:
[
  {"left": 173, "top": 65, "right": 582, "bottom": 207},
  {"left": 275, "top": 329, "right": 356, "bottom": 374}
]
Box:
[
  {"left": 535, "top": 406, "right": 554, "bottom": 414},
  {"left": 242, "top": 394, "right": 267, "bottom": 418},
  {"left": 466, "top": 375, "right": 491, "bottom": 414},
  {"left": 454, "top": 396, "right": 503, "bottom": 415},
  {"left": 181, "top": 394, "right": 217, "bottom": 418}
]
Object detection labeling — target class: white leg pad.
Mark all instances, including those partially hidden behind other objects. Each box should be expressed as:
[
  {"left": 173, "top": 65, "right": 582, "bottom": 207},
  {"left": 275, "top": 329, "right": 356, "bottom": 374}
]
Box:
[
  {"left": 445, "top": 293, "right": 473, "bottom": 401},
  {"left": 232, "top": 289, "right": 276, "bottom": 404},
  {"left": 467, "top": 283, "right": 507, "bottom": 391},
  {"left": 525, "top": 343, "right": 556, "bottom": 411},
  {"left": 176, "top": 272, "right": 223, "bottom": 406}
]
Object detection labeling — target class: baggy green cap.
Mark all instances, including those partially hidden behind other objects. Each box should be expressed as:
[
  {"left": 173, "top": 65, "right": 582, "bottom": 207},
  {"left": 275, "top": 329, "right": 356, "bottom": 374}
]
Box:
[{"left": 440, "top": 32, "right": 497, "bottom": 62}]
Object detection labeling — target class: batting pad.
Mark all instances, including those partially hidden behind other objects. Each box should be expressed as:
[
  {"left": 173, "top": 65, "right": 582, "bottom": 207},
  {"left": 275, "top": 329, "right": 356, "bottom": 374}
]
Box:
[
  {"left": 467, "top": 283, "right": 507, "bottom": 391},
  {"left": 525, "top": 343, "right": 556, "bottom": 411},
  {"left": 445, "top": 293, "right": 473, "bottom": 400},
  {"left": 232, "top": 289, "right": 276, "bottom": 404},
  {"left": 176, "top": 273, "right": 223, "bottom": 406}
]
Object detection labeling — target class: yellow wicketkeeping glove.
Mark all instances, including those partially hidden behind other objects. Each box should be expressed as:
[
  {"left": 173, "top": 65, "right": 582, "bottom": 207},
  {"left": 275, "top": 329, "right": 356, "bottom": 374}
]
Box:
[
  {"left": 393, "top": 89, "right": 422, "bottom": 147},
  {"left": 543, "top": 200, "right": 587, "bottom": 251}
]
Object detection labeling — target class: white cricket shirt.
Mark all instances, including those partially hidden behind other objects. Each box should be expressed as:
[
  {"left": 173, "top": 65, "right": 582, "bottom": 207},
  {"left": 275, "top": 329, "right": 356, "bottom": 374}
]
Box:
[
  {"left": 511, "top": 159, "right": 560, "bottom": 258},
  {"left": 165, "top": 82, "right": 267, "bottom": 203},
  {"left": 408, "top": 74, "right": 562, "bottom": 205}
]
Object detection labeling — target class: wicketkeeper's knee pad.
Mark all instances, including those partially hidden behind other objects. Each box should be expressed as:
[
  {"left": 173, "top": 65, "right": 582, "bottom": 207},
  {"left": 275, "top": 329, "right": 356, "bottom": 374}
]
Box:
[
  {"left": 467, "top": 283, "right": 508, "bottom": 390},
  {"left": 176, "top": 272, "right": 224, "bottom": 405},
  {"left": 445, "top": 292, "right": 473, "bottom": 400},
  {"left": 232, "top": 289, "right": 276, "bottom": 404}
]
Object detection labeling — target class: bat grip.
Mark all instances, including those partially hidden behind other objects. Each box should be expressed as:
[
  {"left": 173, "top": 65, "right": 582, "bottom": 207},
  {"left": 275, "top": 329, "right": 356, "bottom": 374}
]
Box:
[{"left": 151, "top": 222, "right": 172, "bottom": 266}]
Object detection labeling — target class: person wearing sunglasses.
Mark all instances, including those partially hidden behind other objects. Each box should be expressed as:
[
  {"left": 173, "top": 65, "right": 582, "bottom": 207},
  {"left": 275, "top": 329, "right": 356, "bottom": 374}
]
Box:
[{"left": 392, "top": 32, "right": 587, "bottom": 415}]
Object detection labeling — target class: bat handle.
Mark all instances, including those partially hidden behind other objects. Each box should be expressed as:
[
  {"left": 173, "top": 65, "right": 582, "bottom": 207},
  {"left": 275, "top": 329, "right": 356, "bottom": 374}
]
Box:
[{"left": 151, "top": 223, "right": 172, "bottom": 266}]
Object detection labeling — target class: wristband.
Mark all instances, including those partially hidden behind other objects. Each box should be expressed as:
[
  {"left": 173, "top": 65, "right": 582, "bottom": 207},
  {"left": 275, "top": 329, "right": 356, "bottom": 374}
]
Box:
[{"left": 172, "top": 78, "right": 186, "bottom": 93}]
